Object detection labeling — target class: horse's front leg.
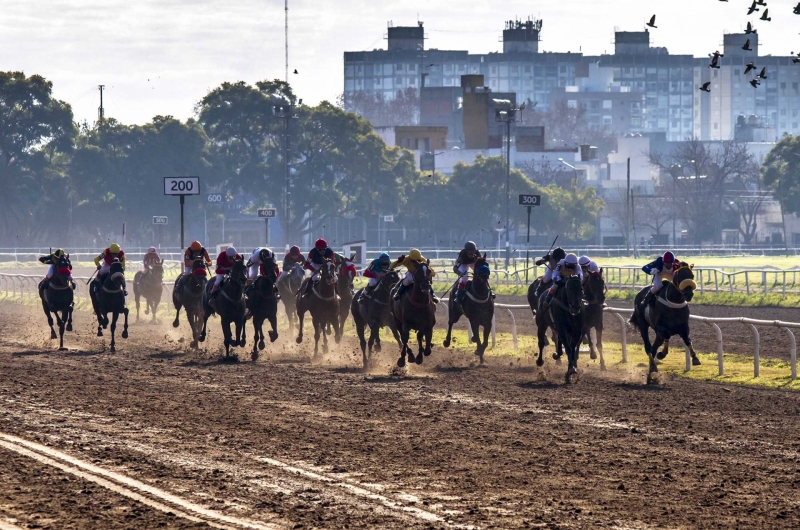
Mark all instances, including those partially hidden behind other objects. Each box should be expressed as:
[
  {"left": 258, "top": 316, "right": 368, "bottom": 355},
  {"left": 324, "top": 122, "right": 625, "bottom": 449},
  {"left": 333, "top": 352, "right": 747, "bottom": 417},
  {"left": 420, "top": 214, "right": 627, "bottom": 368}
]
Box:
[
  {"left": 295, "top": 306, "right": 306, "bottom": 345},
  {"left": 121, "top": 307, "right": 129, "bottom": 339},
  {"left": 109, "top": 311, "right": 119, "bottom": 352},
  {"left": 222, "top": 319, "right": 233, "bottom": 357},
  {"left": 424, "top": 326, "right": 433, "bottom": 358},
  {"left": 596, "top": 326, "right": 606, "bottom": 371},
  {"left": 536, "top": 320, "right": 547, "bottom": 367},
  {"left": 66, "top": 305, "right": 73, "bottom": 332},
  {"left": 42, "top": 302, "right": 57, "bottom": 340},
  {"left": 237, "top": 313, "right": 246, "bottom": 348},
  {"left": 312, "top": 317, "right": 322, "bottom": 357},
  {"left": 479, "top": 324, "right": 491, "bottom": 363},
  {"left": 679, "top": 328, "right": 701, "bottom": 366},
  {"left": 56, "top": 311, "right": 67, "bottom": 350},
  {"left": 173, "top": 300, "right": 182, "bottom": 328},
  {"left": 268, "top": 313, "right": 278, "bottom": 343},
  {"left": 397, "top": 322, "right": 411, "bottom": 367},
  {"left": 415, "top": 330, "right": 424, "bottom": 364}
]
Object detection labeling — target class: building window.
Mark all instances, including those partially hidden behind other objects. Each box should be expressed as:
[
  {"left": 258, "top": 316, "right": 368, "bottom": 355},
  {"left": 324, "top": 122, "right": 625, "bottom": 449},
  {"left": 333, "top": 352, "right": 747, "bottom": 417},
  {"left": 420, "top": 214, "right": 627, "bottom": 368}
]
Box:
[
  {"left": 395, "top": 64, "right": 404, "bottom": 72},
  {"left": 602, "top": 115, "right": 612, "bottom": 125},
  {"left": 603, "top": 100, "right": 612, "bottom": 109},
  {"left": 567, "top": 100, "right": 578, "bottom": 109},
  {"left": 734, "top": 69, "right": 740, "bottom": 75},
  {"left": 491, "top": 66, "right": 497, "bottom": 74},
  {"left": 794, "top": 122, "right": 799, "bottom": 129},
  {"left": 560, "top": 65, "right": 567, "bottom": 73},
  {"left": 781, "top": 82, "right": 786, "bottom": 89},
  {"left": 408, "top": 64, "right": 417, "bottom": 72},
  {"left": 525, "top": 66, "right": 532, "bottom": 74},
  {"left": 714, "top": 123, "right": 718, "bottom": 130},
  {"left": 396, "top": 77, "right": 402, "bottom": 86},
  {"left": 511, "top": 66, "right": 518, "bottom": 74}
]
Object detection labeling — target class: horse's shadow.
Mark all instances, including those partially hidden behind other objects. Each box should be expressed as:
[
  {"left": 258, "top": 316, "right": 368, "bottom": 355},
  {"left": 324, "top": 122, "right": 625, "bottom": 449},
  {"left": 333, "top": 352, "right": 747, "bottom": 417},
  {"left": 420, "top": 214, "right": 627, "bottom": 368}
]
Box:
[
  {"left": 517, "top": 380, "right": 561, "bottom": 390},
  {"left": 615, "top": 382, "right": 672, "bottom": 392},
  {"left": 149, "top": 351, "right": 186, "bottom": 360}
]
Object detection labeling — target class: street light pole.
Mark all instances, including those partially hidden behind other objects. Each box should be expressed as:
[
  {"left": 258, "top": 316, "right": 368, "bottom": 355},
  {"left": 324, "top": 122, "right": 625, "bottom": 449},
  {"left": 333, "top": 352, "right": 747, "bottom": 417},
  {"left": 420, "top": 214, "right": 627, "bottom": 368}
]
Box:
[
  {"left": 273, "top": 96, "right": 299, "bottom": 248},
  {"left": 494, "top": 99, "right": 520, "bottom": 269}
]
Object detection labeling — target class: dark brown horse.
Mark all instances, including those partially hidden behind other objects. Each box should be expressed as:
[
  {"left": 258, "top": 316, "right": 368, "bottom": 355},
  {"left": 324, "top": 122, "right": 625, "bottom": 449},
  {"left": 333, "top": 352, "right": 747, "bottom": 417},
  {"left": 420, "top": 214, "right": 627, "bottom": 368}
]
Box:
[
  {"left": 172, "top": 259, "right": 207, "bottom": 348},
  {"left": 351, "top": 269, "right": 402, "bottom": 368},
  {"left": 336, "top": 259, "right": 355, "bottom": 334},
  {"left": 133, "top": 261, "right": 163, "bottom": 323},
  {"left": 391, "top": 262, "right": 436, "bottom": 367},
  {"left": 38, "top": 255, "right": 74, "bottom": 350},
  {"left": 582, "top": 269, "right": 607, "bottom": 370},
  {"left": 296, "top": 259, "right": 340, "bottom": 358},
  {"left": 90, "top": 260, "right": 129, "bottom": 353},
  {"left": 537, "top": 275, "right": 584, "bottom": 383},
  {"left": 443, "top": 256, "right": 494, "bottom": 363},
  {"left": 630, "top": 263, "right": 700, "bottom": 384},
  {"left": 277, "top": 262, "right": 304, "bottom": 332},
  {"left": 246, "top": 258, "right": 279, "bottom": 361},
  {"left": 201, "top": 259, "right": 247, "bottom": 358}
]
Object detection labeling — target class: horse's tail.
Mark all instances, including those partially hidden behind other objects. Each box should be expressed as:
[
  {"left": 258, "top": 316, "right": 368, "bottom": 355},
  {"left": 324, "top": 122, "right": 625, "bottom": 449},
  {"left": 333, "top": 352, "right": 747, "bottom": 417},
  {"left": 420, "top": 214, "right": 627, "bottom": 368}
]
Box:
[{"left": 628, "top": 308, "right": 638, "bottom": 327}]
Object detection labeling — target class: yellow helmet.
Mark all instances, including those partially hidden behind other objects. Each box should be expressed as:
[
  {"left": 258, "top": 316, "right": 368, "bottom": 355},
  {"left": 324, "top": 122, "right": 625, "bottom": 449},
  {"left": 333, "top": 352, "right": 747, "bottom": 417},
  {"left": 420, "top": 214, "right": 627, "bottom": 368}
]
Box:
[
  {"left": 53, "top": 248, "right": 65, "bottom": 258},
  {"left": 408, "top": 248, "right": 422, "bottom": 261},
  {"left": 109, "top": 243, "right": 121, "bottom": 253}
]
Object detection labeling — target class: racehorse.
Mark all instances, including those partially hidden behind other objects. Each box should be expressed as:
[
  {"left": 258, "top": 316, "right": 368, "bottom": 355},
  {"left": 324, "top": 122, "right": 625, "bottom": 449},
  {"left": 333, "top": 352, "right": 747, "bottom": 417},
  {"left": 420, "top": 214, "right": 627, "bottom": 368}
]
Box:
[
  {"left": 296, "top": 259, "right": 340, "bottom": 358},
  {"left": 442, "top": 256, "right": 494, "bottom": 363},
  {"left": 172, "top": 259, "right": 207, "bottom": 348},
  {"left": 391, "top": 262, "right": 436, "bottom": 367},
  {"left": 335, "top": 258, "right": 355, "bottom": 334},
  {"left": 38, "top": 256, "right": 74, "bottom": 350},
  {"left": 527, "top": 276, "right": 558, "bottom": 349},
  {"left": 630, "top": 262, "right": 700, "bottom": 384},
  {"left": 536, "top": 275, "right": 584, "bottom": 383},
  {"left": 277, "top": 263, "right": 304, "bottom": 332},
  {"left": 582, "top": 269, "right": 607, "bottom": 370},
  {"left": 133, "top": 261, "right": 164, "bottom": 323},
  {"left": 351, "top": 269, "right": 402, "bottom": 368},
  {"left": 201, "top": 259, "right": 247, "bottom": 358},
  {"left": 90, "top": 260, "right": 129, "bottom": 353},
  {"left": 246, "top": 260, "right": 279, "bottom": 361}
]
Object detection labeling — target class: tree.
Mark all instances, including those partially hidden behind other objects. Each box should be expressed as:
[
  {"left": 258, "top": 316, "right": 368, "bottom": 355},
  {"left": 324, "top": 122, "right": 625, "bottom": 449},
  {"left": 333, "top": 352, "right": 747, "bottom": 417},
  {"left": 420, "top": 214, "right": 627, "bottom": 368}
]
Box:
[
  {"left": 727, "top": 159, "right": 767, "bottom": 245},
  {"left": 762, "top": 135, "right": 800, "bottom": 246},
  {"left": 516, "top": 158, "right": 573, "bottom": 187},
  {"left": 0, "top": 71, "right": 74, "bottom": 244},
  {"left": 635, "top": 187, "right": 673, "bottom": 238},
  {"left": 339, "top": 88, "right": 419, "bottom": 127}
]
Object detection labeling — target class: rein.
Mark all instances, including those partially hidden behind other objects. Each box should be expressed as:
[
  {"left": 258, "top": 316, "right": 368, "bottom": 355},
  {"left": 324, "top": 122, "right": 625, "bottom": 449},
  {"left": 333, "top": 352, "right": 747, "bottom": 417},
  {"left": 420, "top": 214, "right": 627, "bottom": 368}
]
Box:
[{"left": 312, "top": 281, "right": 338, "bottom": 301}]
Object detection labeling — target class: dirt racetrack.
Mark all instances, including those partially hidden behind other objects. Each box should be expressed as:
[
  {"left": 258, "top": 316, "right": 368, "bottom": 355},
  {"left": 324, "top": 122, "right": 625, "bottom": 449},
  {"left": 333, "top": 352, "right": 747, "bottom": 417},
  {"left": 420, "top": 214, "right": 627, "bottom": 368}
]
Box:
[{"left": 1, "top": 300, "right": 800, "bottom": 529}]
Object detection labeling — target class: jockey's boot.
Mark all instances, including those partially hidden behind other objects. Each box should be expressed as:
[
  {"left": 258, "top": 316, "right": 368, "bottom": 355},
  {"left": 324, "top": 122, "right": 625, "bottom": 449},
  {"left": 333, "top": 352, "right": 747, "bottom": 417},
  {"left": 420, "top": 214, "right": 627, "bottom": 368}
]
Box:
[
  {"left": 489, "top": 286, "right": 496, "bottom": 300},
  {"left": 274, "top": 285, "right": 281, "bottom": 300},
  {"left": 542, "top": 287, "right": 556, "bottom": 309},
  {"left": 455, "top": 287, "right": 466, "bottom": 305},
  {"left": 363, "top": 285, "right": 374, "bottom": 298},
  {"left": 209, "top": 285, "right": 219, "bottom": 310},
  {"left": 641, "top": 290, "right": 655, "bottom": 308},
  {"left": 123, "top": 282, "right": 128, "bottom": 296},
  {"left": 393, "top": 283, "right": 407, "bottom": 301},
  {"left": 430, "top": 286, "right": 439, "bottom": 304}
]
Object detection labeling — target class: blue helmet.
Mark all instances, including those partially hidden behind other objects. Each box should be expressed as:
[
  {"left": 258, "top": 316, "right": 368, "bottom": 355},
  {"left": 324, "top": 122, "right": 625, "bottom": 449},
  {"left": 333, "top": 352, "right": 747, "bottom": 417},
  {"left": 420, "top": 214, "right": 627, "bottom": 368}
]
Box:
[
  {"left": 378, "top": 252, "right": 390, "bottom": 262},
  {"left": 476, "top": 264, "right": 491, "bottom": 278}
]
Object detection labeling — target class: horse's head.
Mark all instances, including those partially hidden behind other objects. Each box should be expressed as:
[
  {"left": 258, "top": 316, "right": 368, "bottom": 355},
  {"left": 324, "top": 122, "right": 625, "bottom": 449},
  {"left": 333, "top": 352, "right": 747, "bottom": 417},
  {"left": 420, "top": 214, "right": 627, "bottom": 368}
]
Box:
[
  {"left": 474, "top": 253, "right": 488, "bottom": 270},
  {"left": 291, "top": 263, "right": 305, "bottom": 278},
  {"left": 230, "top": 259, "right": 247, "bottom": 286},
  {"left": 413, "top": 262, "right": 432, "bottom": 291},
  {"left": 150, "top": 262, "right": 164, "bottom": 279},
  {"left": 262, "top": 256, "right": 278, "bottom": 283},
  {"left": 673, "top": 263, "right": 697, "bottom": 302},
  {"left": 321, "top": 259, "right": 338, "bottom": 285},
  {"left": 191, "top": 258, "right": 206, "bottom": 273},
  {"left": 108, "top": 259, "right": 125, "bottom": 287},
  {"left": 584, "top": 270, "right": 606, "bottom": 304},
  {"left": 51, "top": 257, "right": 71, "bottom": 287},
  {"left": 564, "top": 275, "right": 584, "bottom": 315},
  {"left": 474, "top": 263, "right": 491, "bottom": 286}
]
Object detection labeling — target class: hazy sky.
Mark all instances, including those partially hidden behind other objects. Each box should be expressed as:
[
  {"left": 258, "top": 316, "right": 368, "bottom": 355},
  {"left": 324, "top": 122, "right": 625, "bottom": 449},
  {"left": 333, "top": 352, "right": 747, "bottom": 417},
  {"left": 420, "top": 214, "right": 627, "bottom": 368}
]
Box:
[{"left": 3, "top": 0, "right": 799, "bottom": 125}]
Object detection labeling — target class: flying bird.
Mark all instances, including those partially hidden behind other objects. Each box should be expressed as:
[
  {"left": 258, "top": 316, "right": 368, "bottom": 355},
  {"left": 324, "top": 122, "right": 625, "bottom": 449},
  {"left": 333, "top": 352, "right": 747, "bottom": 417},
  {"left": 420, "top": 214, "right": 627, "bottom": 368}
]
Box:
[
  {"left": 646, "top": 15, "right": 657, "bottom": 28},
  {"left": 758, "top": 67, "right": 767, "bottom": 79},
  {"left": 750, "top": 78, "right": 761, "bottom": 88},
  {"left": 755, "top": 0, "right": 767, "bottom": 5},
  {"left": 711, "top": 50, "right": 724, "bottom": 59},
  {"left": 744, "top": 62, "right": 756, "bottom": 74},
  {"left": 709, "top": 55, "right": 721, "bottom": 68},
  {"left": 699, "top": 82, "right": 711, "bottom": 92},
  {"left": 293, "top": 69, "right": 298, "bottom": 74},
  {"left": 795, "top": 3, "right": 800, "bottom": 15},
  {"left": 742, "top": 39, "right": 753, "bottom": 51},
  {"left": 760, "top": 9, "right": 771, "bottom": 21},
  {"left": 794, "top": 57, "right": 800, "bottom": 64},
  {"left": 745, "top": 22, "right": 756, "bottom": 34},
  {"left": 747, "top": 1, "right": 759, "bottom": 15}
]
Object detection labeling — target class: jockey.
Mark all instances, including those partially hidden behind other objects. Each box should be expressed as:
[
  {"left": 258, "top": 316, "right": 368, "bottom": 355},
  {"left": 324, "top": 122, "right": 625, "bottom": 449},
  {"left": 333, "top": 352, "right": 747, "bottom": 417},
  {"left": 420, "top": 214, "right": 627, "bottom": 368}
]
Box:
[
  {"left": 362, "top": 252, "right": 392, "bottom": 297},
  {"left": 390, "top": 248, "right": 438, "bottom": 303},
  {"left": 39, "top": 248, "right": 74, "bottom": 288},
  {"left": 641, "top": 251, "right": 680, "bottom": 307},
  {"left": 534, "top": 247, "right": 566, "bottom": 298},
  {"left": 94, "top": 243, "right": 127, "bottom": 294},
  {"left": 542, "top": 253, "right": 583, "bottom": 309},
  {"left": 247, "top": 247, "right": 280, "bottom": 283},
  {"left": 211, "top": 246, "right": 243, "bottom": 298},
  {"left": 142, "top": 247, "right": 162, "bottom": 272},
  {"left": 302, "top": 238, "right": 331, "bottom": 295},
  {"left": 182, "top": 241, "right": 212, "bottom": 278},
  {"left": 282, "top": 245, "right": 305, "bottom": 275},
  {"left": 453, "top": 241, "right": 480, "bottom": 304}
]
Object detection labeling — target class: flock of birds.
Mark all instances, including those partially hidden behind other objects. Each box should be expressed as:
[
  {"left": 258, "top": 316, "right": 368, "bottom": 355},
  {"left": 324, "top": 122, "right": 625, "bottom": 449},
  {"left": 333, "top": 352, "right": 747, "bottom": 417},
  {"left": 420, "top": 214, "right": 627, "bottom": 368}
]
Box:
[{"left": 644, "top": 1, "right": 800, "bottom": 93}]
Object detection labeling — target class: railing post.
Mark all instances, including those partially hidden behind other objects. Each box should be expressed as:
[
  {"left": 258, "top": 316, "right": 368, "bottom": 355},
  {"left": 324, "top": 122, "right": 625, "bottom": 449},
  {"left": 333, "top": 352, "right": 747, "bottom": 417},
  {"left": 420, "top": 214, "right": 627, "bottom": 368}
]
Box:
[
  {"left": 783, "top": 327, "right": 796, "bottom": 381},
  {"left": 762, "top": 270, "right": 767, "bottom": 296},
  {"left": 747, "top": 323, "right": 760, "bottom": 377},
  {"left": 782, "top": 271, "right": 787, "bottom": 299},
  {"left": 745, "top": 274, "right": 750, "bottom": 296},
  {"left": 704, "top": 321, "right": 724, "bottom": 376}
]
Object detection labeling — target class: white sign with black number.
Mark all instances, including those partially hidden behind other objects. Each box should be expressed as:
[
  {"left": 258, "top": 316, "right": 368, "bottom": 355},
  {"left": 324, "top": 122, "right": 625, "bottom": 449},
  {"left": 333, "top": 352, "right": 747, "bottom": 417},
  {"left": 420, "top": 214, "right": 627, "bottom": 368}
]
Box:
[
  {"left": 258, "top": 208, "right": 277, "bottom": 218},
  {"left": 164, "top": 176, "right": 200, "bottom": 195},
  {"left": 152, "top": 216, "right": 168, "bottom": 225},
  {"left": 383, "top": 215, "right": 394, "bottom": 223}
]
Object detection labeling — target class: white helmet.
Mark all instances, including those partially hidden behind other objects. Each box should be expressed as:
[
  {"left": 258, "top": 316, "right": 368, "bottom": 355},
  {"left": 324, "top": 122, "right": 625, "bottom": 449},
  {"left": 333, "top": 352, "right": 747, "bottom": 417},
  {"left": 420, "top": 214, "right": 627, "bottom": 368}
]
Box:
[
  {"left": 588, "top": 261, "right": 600, "bottom": 273},
  {"left": 564, "top": 253, "right": 579, "bottom": 265},
  {"left": 148, "top": 246, "right": 157, "bottom": 254},
  {"left": 226, "top": 246, "right": 237, "bottom": 258},
  {"left": 578, "top": 255, "right": 591, "bottom": 267}
]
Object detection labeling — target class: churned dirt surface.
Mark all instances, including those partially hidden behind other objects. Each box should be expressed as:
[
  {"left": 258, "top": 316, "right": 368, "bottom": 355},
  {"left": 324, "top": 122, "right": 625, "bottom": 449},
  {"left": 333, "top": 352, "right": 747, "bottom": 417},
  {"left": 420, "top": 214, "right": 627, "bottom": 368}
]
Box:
[{"left": 1, "top": 301, "right": 800, "bottom": 529}]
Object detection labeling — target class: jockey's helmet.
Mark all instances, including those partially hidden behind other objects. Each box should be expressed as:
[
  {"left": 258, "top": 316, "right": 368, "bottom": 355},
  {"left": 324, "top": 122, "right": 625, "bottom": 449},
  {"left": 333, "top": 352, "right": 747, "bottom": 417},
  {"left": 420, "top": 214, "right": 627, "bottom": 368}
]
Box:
[
  {"left": 226, "top": 246, "right": 237, "bottom": 258},
  {"left": 476, "top": 264, "right": 491, "bottom": 278},
  {"left": 110, "top": 243, "right": 121, "bottom": 254},
  {"left": 379, "top": 252, "right": 391, "bottom": 263},
  {"left": 409, "top": 249, "right": 422, "bottom": 261},
  {"left": 663, "top": 251, "right": 676, "bottom": 266},
  {"left": 465, "top": 241, "right": 477, "bottom": 253},
  {"left": 315, "top": 238, "right": 328, "bottom": 250},
  {"left": 578, "top": 255, "right": 591, "bottom": 267},
  {"left": 290, "top": 245, "right": 301, "bottom": 255},
  {"left": 260, "top": 248, "right": 273, "bottom": 261},
  {"left": 190, "top": 241, "right": 203, "bottom": 251},
  {"left": 148, "top": 246, "right": 157, "bottom": 254},
  {"left": 564, "top": 253, "right": 579, "bottom": 269},
  {"left": 552, "top": 247, "right": 566, "bottom": 261},
  {"left": 53, "top": 248, "right": 65, "bottom": 258}
]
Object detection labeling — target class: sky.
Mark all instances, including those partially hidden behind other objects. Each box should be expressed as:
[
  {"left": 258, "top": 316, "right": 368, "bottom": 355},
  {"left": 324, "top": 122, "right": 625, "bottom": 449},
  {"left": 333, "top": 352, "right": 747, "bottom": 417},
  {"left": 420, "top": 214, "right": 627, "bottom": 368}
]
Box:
[{"left": 3, "top": 0, "right": 800, "bottom": 125}]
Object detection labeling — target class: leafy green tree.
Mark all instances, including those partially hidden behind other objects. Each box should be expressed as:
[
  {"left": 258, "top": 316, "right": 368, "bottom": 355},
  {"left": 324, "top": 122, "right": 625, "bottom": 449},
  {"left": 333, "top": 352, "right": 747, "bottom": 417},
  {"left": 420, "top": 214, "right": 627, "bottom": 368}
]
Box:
[
  {"left": 0, "top": 71, "right": 74, "bottom": 244},
  {"left": 762, "top": 136, "right": 800, "bottom": 242}
]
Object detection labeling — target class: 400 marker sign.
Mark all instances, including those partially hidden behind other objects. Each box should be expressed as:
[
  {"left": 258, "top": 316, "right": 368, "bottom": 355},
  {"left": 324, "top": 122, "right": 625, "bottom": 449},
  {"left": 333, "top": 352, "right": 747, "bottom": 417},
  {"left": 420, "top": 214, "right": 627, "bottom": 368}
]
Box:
[{"left": 164, "top": 176, "right": 200, "bottom": 195}]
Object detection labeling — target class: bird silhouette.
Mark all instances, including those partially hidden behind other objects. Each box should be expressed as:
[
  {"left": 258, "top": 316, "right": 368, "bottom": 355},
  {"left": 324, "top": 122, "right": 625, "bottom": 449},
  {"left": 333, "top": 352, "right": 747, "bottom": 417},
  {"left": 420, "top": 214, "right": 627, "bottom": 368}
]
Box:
[
  {"left": 750, "top": 78, "right": 761, "bottom": 88},
  {"left": 760, "top": 9, "right": 771, "bottom": 21},
  {"left": 711, "top": 50, "right": 724, "bottom": 59},
  {"left": 758, "top": 67, "right": 767, "bottom": 79},
  {"left": 747, "top": 1, "right": 759, "bottom": 15},
  {"left": 794, "top": 57, "right": 800, "bottom": 64},
  {"left": 293, "top": 69, "right": 298, "bottom": 74},
  {"left": 755, "top": 0, "right": 766, "bottom": 5},
  {"left": 709, "top": 55, "right": 721, "bottom": 68},
  {"left": 795, "top": 3, "right": 800, "bottom": 15},
  {"left": 745, "top": 22, "right": 756, "bottom": 34},
  {"left": 699, "top": 82, "right": 711, "bottom": 92},
  {"left": 742, "top": 39, "right": 753, "bottom": 51},
  {"left": 646, "top": 15, "right": 657, "bottom": 28},
  {"left": 744, "top": 62, "right": 756, "bottom": 74}
]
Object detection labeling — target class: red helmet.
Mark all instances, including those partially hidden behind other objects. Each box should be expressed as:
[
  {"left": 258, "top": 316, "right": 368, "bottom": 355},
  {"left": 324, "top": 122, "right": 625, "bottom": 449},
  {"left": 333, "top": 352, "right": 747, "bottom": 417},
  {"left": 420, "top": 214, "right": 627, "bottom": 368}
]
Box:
[
  {"left": 290, "top": 245, "right": 301, "bottom": 255},
  {"left": 314, "top": 238, "right": 328, "bottom": 250},
  {"left": 663, "top": 251, "right": 676, "bottom": 265}
]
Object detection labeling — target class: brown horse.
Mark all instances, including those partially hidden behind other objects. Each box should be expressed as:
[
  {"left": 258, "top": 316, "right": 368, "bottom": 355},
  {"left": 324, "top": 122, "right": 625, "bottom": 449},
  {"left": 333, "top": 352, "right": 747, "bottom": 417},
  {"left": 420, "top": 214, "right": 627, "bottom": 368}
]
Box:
[
  {"left": 172, "top": 259, "right": 207, "bottom": 348},
  {"left": 443, "top": 256, "right": 494, "bottom": 363},
  {"left": 277, "top": 263, "right": 304, "bottom": 332},
  {"left": 296, "top": 259, "right": 340, "bottom": 358},
  {"left": 630, "top": 263, "right": 700, "bottom": 384},
  {"left": 89, "top": 260, "right": 129, "bottom": 353},
  {"left": 38, "top": 256, "right": 74, "bottom": 350},
  {"left": 336, "top": 258, "right": 355, "bottom": 334},
  {"left": 391, "top": 262, "right": 436, "bottom": 367},
  {"left": 582, "top": 269, "right": 607, "bottom": 370},
  {"left": 133, "top": 262, "right": 163, "bottom": 323}
]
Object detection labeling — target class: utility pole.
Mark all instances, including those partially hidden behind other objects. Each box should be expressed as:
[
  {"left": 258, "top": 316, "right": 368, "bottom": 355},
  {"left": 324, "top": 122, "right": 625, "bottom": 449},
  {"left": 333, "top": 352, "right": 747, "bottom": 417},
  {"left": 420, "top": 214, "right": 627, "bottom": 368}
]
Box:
[
  {"left": 98, "top": 85, "right": 105, "bottom": 122},
  {"left": 285, "top": 0, "right": 289, "bottom": 83},
  {"left": 626, "top": 157, "right": 631, "bottom": 255}
]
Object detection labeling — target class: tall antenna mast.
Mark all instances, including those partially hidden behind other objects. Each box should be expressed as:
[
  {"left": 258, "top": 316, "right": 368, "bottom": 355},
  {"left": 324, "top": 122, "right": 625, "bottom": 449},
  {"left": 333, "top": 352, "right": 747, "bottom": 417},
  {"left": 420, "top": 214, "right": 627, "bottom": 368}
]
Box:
[
  {"left": 285, "top": 0, "right": 289, "bottom": 82},
  {"left": 98, "top": 85, "right": 105, "bottom": 122}
]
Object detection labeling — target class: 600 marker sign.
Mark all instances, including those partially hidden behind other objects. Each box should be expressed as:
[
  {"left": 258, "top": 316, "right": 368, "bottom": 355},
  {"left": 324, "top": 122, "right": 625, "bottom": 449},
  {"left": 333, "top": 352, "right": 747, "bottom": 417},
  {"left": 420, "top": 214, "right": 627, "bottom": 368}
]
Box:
[{"left": 164, "top": 177, "right": 200, "bottom": 195}]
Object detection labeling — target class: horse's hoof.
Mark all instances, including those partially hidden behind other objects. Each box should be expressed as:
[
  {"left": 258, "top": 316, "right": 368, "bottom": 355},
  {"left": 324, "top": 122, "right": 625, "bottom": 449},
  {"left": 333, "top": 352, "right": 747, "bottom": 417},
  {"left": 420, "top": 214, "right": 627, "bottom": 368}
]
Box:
[
  {"left": 258, "top": 341, "right": 265, "bottom": 350},
  {"left": 536, "top": 358, "right": 544, "bottom": 367},
  {"left": 442, "top": 339, "right": 451, "bottom": 348},
  {"left": 552, "top": 353, "right": 559, "bottom": 360},
  {"left": 600, "top": 363, "right": 607, "bottom": 372},
  {"left": 102, "top": 323, "right": 108, "bottom": 330},
  {"left": 50, "top": 331, "right": 57, "bottom": 340},
  {"left": 407, "top": 353, "right": 415, "bottom": 364},
  {"left": 199, "top": 334, "right": 206, "bottom": 343},
  {"left": 692, "top": 357, "right": 701, "bottom": 366},
  {"left": 397, "top": 357, "right": 406, "bottom": 368},
  {"left": 424, "top": 348, "right": 431, "bottom": 357},
  {"left": 479, "top": 354, "right": 485, "bottom": 365},
  {"left": 97, "top": 331, "right": 103, "bottom": 337},
  {"left": 251, "top": 351, "right": 259, "bottom": 362},
  {"left": 656, "top": 350, "right": 667, "bottom": 360},
  {"left": 172, "top": 320, "right": 179, "bottom": 328},
  {"left": 269, "top": 331, "right": 278, "bottom": 342},
  {"left": 190, "top": 340, "right": 198, "bottom": 349},
  {"left": 110, "top": 346, "right": 116, "bottom": 353},
  {"left": 415, "top": 354, "right": 423, "bottom": 365},
  {"left": 471, "top": 336, "right": 478, "bottom": 344},
  {"left": 566, "top": 370, "right": 579, "bottom": 384},
  {"left": 295, "top": 337, "right": 302, "bottom": 344},
  {"left": 58, "top": 347, "right": 68, "bottom": 352},
  {"left": 590, "top": 351, "right": 597, "bottom": 360},
  {"left": 66, "top": 324, "right": 72, "bottom": 332},
  {"left": 122, "top": 331, "right": 128, "bottom": 339}
]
